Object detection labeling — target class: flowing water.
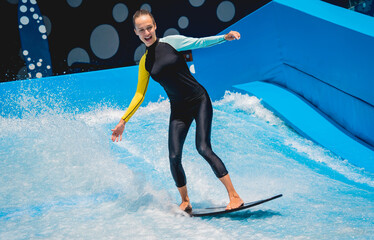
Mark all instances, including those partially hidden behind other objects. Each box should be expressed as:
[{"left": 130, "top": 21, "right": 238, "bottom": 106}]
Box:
[{"left": 0, "top": 90, "right": 373, "bottom": 239}]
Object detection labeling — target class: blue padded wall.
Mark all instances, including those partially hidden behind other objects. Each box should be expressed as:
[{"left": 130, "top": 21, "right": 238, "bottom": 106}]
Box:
[
  {"left": 191, "top": 3, "right": 283, "bottom": 100},
  {"left": 271, "top": 0, "right": 374, "bottom": 147},
  {"left": 193, "top": 0, "right": 374, "bottom": 148}
]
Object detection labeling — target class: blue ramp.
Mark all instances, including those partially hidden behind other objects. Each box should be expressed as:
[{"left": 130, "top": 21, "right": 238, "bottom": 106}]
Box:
[
  {"left": 192, "top": 0, "right": 374, "bottom": 172},
  {"left": 235, "top": 81, "right": 374, "bottom": 173}
]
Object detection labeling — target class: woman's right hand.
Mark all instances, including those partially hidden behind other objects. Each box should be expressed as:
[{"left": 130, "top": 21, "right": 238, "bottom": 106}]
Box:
[{"left": 111, "top": 119, "right": 126, "bottom": 142}]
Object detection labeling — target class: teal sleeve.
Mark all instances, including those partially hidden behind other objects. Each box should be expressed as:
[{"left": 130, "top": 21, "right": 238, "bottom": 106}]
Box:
[{"left": 159, "top": 35, "right": 227, "bottom": 51}]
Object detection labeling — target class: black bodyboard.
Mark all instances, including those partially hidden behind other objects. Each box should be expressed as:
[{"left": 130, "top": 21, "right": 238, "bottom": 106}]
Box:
[{"left": 189, "top": 194, "right": 282, "bottom": 217}]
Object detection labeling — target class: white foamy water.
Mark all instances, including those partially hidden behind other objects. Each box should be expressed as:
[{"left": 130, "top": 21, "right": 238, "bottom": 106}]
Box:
[{"left": 0, "top": 91, "right": 373, "bottom": 239}]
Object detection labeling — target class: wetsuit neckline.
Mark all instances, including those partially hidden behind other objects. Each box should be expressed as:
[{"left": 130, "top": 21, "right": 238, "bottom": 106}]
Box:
[{"left": 147, "top": 38, "right": 159, "bottom": 50}]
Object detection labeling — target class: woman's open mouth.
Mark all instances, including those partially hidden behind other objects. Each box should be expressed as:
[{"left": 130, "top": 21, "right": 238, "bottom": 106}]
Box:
[{"left": 144, "top": 35, "right": 152, "bottom": 42}]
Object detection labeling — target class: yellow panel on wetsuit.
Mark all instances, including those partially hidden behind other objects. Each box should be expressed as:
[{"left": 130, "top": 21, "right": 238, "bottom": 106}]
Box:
[{"left": 121, "top": 52, "right": 150, "bottom": 122}]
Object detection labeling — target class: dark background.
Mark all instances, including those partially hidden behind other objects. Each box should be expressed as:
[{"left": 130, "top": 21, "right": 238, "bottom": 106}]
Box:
[{"left": 2, "top": 0, "right": 369, "bottom": 83}]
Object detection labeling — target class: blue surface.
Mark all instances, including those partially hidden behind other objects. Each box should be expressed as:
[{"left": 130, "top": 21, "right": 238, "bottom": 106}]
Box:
[
  {"left": 275, "top": 0, "right": 374, "bottom": 37},
  {"left": 1, "top": 1, "right": 374, "bottom": 236},
  {"left": 2, "top": 0, "right": 374, "bottom": 173},
  {"left": 1, "top": 89, "right": 373, "bottom": 239},
  {"left": 193, "top": 0, "right": 374, "bottom": 169},
  {"left": 0, "top": 66, "right": 165, "bottom": 118},
  {"left": 235, "top": 81, "right": 374, "bottom": 173}
]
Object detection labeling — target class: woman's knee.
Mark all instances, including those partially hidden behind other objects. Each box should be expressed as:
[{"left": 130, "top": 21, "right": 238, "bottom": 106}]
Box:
[
  {"left": 169, "top": 152, "right": 182, "bottom": 167},
  {"left": 169, "top": 149, "right": 181, "bottom": 159},
  {"left": 196, "top": 144, "right": 212, "bottom": 158}
]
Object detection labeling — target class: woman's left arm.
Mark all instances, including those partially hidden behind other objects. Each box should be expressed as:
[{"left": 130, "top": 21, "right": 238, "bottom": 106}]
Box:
[{"left": 160, "top": 31, "right": 240, "bottom": 52}]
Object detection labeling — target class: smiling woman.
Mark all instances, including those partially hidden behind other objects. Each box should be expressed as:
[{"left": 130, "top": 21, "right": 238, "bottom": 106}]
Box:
[
  {"left": 132, "top": 10, "right": 157, "bottom": 47},
  {"left": 111, "top": 9, "right": 243, "bottom": 213}
]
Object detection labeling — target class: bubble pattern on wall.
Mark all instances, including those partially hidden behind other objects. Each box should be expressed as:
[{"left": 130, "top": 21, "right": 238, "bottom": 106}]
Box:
[
  {"left": 64, "top": 1, "right": 239, "bottom": 69},
  {"left": 18, "top": 0, "right": 52, "bottom": 79},
  {"left": 2, "top": 1, "right": 354, "bottom": 81},
  {"left": 1, "top": 0, "right": 271, "bottom": 80}
]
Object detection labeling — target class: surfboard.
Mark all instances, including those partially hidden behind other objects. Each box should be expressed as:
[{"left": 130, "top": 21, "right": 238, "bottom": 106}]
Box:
[{"left": 188, "top": 194, "right": 282, "bottom": 217}]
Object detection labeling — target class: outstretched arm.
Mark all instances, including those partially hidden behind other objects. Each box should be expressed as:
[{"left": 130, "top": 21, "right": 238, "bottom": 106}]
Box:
[
  {"left": 111, "top": 53, "right": 150, "bottom": 142},
  {"left": 160, "top": 31, "right": 241, "bottom": 51}
]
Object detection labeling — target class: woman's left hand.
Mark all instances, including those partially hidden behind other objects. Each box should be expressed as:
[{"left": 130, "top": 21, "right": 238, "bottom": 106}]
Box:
[{"left": 224, "top": 31, "right": 241, "bottom": 41}]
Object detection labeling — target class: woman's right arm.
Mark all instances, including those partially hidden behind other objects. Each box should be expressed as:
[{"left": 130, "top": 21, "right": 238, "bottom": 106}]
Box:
[
  {"left": 111, "top": 53, "right": 150, "bottom": 142},
  {"left": 121, "top": 54, "right": 150, "bottom": 122}
]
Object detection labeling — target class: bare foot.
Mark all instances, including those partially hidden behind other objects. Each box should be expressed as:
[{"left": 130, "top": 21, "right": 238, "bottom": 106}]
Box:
[
  {"left": 226, "top": 196, "right": 244, "bottom": 210},
  {"left": 179, "top": 201, "right": 192, "bottom": 212}
]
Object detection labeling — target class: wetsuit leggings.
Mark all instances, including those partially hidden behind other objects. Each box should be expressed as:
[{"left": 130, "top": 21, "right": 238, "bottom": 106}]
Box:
[{"left": 168, "top": 93, "right": 228, "bottom": 187}]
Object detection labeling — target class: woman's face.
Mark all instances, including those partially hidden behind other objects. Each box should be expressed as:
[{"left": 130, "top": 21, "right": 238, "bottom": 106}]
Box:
[{"left": 134, "top": 14, "right": 157, "bottom": 47}]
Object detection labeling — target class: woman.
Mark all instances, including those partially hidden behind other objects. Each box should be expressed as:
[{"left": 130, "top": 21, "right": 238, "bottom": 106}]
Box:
[{"left": 111, "top": 9, "right": 243, "bottom": 211}]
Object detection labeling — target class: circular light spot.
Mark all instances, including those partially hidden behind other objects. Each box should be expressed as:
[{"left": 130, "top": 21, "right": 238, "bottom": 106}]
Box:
[
  {"left": 27, "top": 57, "right": 31, "bottom": 61},
  {"left": 17, "top": 66, "right": 28, "bottom": 80},
  {"left": 140, "top": 3, "right": 151, "bottom": 12},
  {"left": 42, "top": 15, "right": 52, "bottom": 36},
  {"left": 39, "top": 25, "right": 47, "bottom": 34},
  {"left": 189, "top": 0, "right": 205, "bottom": 7},
  {"left": 39, "top": 59, "right": 43, "bottom": 62},
  {"left": 178, "top": 16, "right": 189, "bottom": 29},
  {"left": 22, "top": 0, "right": 27, "bottom": 3},
  {"left": 67, "top": 0, "right": 82, "bottom": 8},
  {"left": 23, "top": 50, "right": 29, "bottom": 56},
  {"left": 37, "top": 62, "right": 42, "bottom": 67},
  {"left": 19, "top": 49, "right": 25, "bottom": 60},
  {"left": 30, "top": 7, "right": 35, "bottom": 12},
  {"left": 7, "top": 0, "right": 18, "bottom": 4},
  {"left": 189, "top": 64, "right": 195, "bottom": 74},
  {"left": 42, "top": 34, "right": 47, "bottom": 39},
  {"left": 29, "top": 63, "right": 35, "bottom": 70},
  {"left": 19, "top": 25, "right": 23, "bottom": 29},
  {"left": 113, "top": 3, "right": 128, "bottom": 23},
  {"left": 133, "top": 44, "right": 146, "bottom": 63},
  {"left": 47, "top": 65, "right": 51, "bottom": 69},
  {"left": 33, "top": 13, "right": 39, "bottom": 19},
  {"left": 67, "top": 47, "right": 90, "bottom": 66},
  {"left": 20, "top": 16, "right": 29, "bottom": 25},
  {"left": 163, "top": 28, "right": 179, "bottom": 37},
  {"left": 20, "top": 5, "right": 27, "bottom": 13},
  {"left": 217, "top": 1, "right": 235, "bottom": 22},
  {"left": 90, "top": 24, "right": 119, "bottom": 59},
  {"left": 30, "top": 0, "right": 37, "bottom": 4},
  {"left": 36, "top": 72, "right": 42, "bottom": 78}
]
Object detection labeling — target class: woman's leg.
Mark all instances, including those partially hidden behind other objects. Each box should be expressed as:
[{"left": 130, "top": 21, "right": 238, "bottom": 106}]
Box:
[
  {"left": 177, "top": 185, "right": 192, "bottom": 212},
  {"left": 219, "top": 174, "right": 244, "bottom": 210},
  {"left": 194, "top": 95, "right": 228, "bottom": 178},
  {"left": 169, "top": 113, "right": 193, "bottom": 210},
  {"left": 194, "top": 95, "right": 243, "bottom": 210}
]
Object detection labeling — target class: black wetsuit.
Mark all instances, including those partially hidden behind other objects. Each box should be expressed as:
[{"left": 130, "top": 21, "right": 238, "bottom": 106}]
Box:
[{"left": 145, "top": 39, "right": 228, "bottom": 187}]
